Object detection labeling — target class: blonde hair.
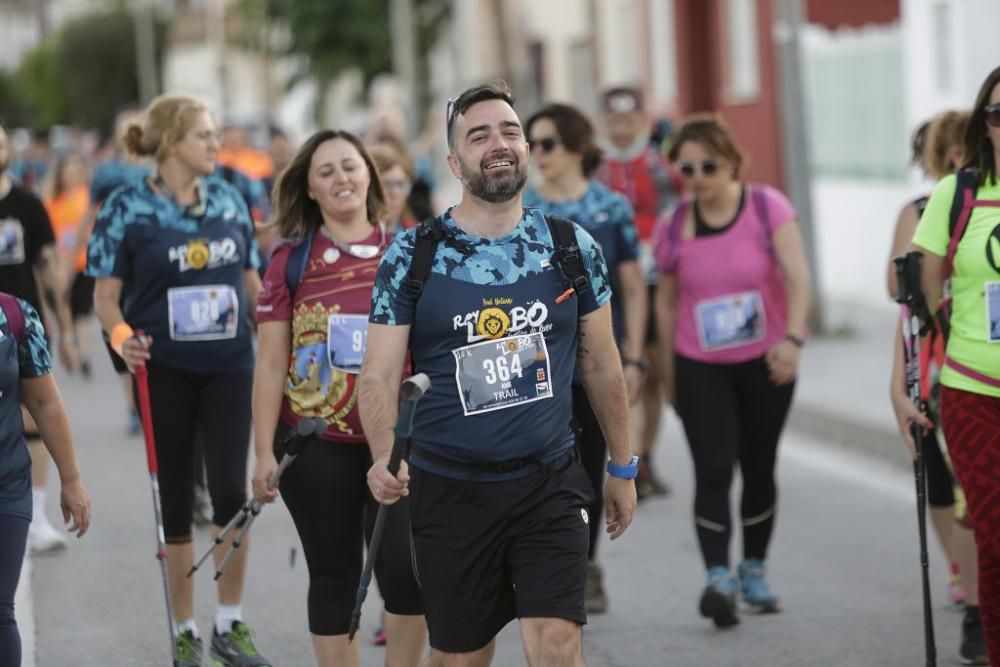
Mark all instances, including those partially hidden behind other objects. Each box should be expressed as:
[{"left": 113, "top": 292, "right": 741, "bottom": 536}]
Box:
[
  {"left": 924, "top": 110, "right": 969, "bottom": 180},
  {"left": 123, "top": 94, "right": 208, "bottom": 163}
]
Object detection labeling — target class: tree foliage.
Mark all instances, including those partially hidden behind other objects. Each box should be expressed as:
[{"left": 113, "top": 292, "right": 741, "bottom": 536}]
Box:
[{"left": 14, "top": 37, "right": 69, "bottom": 129}]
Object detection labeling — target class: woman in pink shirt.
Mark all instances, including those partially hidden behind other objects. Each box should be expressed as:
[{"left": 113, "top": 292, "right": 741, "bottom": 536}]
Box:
[{"left": 654, "top": 115, "right": 811, "bottom": 629}]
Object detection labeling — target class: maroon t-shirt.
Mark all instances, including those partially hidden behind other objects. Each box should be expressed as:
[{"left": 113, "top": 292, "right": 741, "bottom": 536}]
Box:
[{"left": 257, "top": 227, "right": 384, "bottom": 443}]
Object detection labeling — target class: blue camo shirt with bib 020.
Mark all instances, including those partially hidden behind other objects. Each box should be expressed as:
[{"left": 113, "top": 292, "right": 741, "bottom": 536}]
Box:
[
  {"left": 523, "top": 180, "right": 639, "bottom": 342},
  {"left": 85, "top": 176, "right": 259, "bottom": 374},
  {"left": 369, "top": 208, "right": 612, "bottom": 480},
  {"left": 0, "top": 298, "right": 52, "bottom": 520}
]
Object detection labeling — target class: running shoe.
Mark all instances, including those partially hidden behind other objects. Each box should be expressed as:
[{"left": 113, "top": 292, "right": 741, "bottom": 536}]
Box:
[
  {"left": 28, "top": 516, "right": 67, "bottom": 554},
  {"left": 372, "top": 623, "right": 387, "bottom": 646},
  {"left": 208, "top": 621, "right": 272, "bottom": 666},
  {"left": 738, "top": 558, "right": 781, "bottom": 613},
  {"left": 960, "top": 606, "right": 987, "bottom": 665},
  {"left": 584, "top": 560, "right": 609, "bottom": 614},
  {"left": 699, "top": 566, "right": 739, "bottom": 628},
  {"left": 175, "top": 630, "right": 203, "bottom": 667},
  {"left": 192, "top": 485, "right": 213, "bottom": 527}
]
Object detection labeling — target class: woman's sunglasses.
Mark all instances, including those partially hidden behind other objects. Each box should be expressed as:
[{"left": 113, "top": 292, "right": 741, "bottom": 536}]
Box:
[
  {"left": 677, "top": 159, "right": 720, "bottom": 178},
  {"left": 528, "top": 137, "right": 561, "bottom": 154},
  {"left": 985, "top": 103, "right": 1000, "bottom": 128}
]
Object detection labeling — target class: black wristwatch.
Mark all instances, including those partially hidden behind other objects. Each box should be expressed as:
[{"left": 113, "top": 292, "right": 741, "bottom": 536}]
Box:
[
  {"left": 784, "top": 333, "right": 805, "bottom": 348},
  {"left": 622, "top": 358, "right": 649, "bottom": 372}
]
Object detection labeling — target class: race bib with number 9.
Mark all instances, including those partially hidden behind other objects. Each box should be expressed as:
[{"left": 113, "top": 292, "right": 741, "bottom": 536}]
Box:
[
  {"left": 167, "top": 285, "right": 239, "bottom": 341},
  {"left": 327, "top": 314, "right": 369, "bottom": 373},
  {"left": 453, "top": 332, "right": 553, "bottom": 416}
]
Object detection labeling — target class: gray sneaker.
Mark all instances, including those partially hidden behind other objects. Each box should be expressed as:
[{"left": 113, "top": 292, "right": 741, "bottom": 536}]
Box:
[
  {"left": 175, "top": 630, "right": 203, "bottom": 667},
  {"left": 208, "top": 621, "right": 272, "bottom": 666}
]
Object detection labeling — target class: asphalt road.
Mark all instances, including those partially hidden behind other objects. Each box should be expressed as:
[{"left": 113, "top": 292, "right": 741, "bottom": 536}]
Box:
[{"left": 23, "top": 356, "right": 965, "bottom": 666}]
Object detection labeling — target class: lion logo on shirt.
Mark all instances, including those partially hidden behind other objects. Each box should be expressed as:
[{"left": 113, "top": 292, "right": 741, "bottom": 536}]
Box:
[{"left": 477, "top": 307, "right": 510, "bottom": 340}]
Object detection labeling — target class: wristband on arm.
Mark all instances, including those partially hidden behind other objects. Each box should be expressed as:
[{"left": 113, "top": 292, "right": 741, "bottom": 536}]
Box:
[{"left": 110, "top": 322, "right": 134, "bottom": 358}]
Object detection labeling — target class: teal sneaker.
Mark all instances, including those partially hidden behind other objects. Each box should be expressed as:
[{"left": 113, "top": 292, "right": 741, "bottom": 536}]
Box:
[
  {"left": 738, "top": 558, "right": 781, "bottom": 613},
  {"left": 174, "top": 629, "right": 203, "bottom": 667},
  {"left": 208, "top": 621, "right": 272, "bottom": 666},
  {"left": 699, "top": 566, "right": 740, "bottom": 628}
]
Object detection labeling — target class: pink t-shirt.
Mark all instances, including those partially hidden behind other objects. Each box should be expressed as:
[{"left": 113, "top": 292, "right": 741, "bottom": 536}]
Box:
[
  {"left": 257, "top": 228, "right": 385, "bottom": 443},
  {"left": 654, "top": 185, "right": 795, "bottom": 364}
]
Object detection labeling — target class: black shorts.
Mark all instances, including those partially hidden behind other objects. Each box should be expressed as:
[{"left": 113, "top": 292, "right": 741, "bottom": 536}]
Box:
[
  {"left": 69, "top": 273, "right": 94, "bottom": 318},
  {"left": 409, "top": 450, "right": 593, "bottom": 653}
]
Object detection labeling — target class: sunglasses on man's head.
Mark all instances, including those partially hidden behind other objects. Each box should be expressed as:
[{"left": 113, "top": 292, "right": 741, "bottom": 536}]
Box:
[
  {"left": 985, "top": 103, "right": 1000, "bottom": 128},
  {"left": 677, "top": 159, "right": 720, "bottom": 177},
  {"left": 528, "top": 137, "right": 560, "bottom": 154},
  {"left": 445, "top": 96, "right": 460, "bottom": 129}
]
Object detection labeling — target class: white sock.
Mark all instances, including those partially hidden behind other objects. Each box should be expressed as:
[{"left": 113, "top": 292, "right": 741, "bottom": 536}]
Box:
[
  {"left": 176, "top": 618, "right": 199, "bottom": 638},
  {"left": 215, "top": 605, "right": 242, "bottom": 635},
  {"left": 31, "top": 488, "right": 46, "bottom": 522}
]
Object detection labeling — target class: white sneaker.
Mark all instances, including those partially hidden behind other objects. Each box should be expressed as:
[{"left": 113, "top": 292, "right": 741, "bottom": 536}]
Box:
[{"left": 29, "top": 516, "right": 67, "bottom": 554}]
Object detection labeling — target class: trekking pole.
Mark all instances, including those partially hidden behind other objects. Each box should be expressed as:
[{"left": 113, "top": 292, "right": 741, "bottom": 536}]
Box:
[
  {"left": 347, "top": 372, "right": 431, "bottom": 642},
  {"left": 133, "top": 361, "right": 179, "bottom": 667},
  {"left": 188, "top": 417, "right": 326, "bottom": 580},
  {"left": 894, "top": 252, "right": 936, "bottom": 667}
]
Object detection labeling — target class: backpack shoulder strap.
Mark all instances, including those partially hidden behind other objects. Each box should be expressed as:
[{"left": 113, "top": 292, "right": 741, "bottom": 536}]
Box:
[
  {"left": 545, "top": 215, "right": 590, "bottom": 297},
  {"left": 945, "top": 169, "right": 980, "bottom": 279},
  {"left": 284, "top": 231, "right": 314, "bottom": 299},
  {"left": 406, "top": 216, "right": 446, "bottom": 301},
  {"left": 0, "top": 293, "right": 25, "bottom": 344},
  {"left": 750, "top": 185, "right": 775, "bottom": 256},
  {"left": 660, "top": 200, "right": 690, "bottom": 273}
]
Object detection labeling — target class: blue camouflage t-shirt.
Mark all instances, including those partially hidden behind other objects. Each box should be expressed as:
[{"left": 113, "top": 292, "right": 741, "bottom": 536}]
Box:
[
  {"left": 370, "top": 207, "right": 611, "bottom": 478},
  {"left": 86, "top": 176, "right": 260, "bottom": 374},
  {"left": 215, "top": 164, "right": 270, "bottom": 222},
  {"left": 0, "top": 297, "right": 52, "bottom": 519},
  {"left": 89, "top": 158, "right": 153, "bottom": 205},
  {"left": 523, "top": 180, "right": 639, "bottom": 340}
]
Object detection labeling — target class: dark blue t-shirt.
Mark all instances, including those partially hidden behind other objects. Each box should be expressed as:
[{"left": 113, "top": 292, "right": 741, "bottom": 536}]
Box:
[
  {"left": 86, "top": 176, "right": 260, "bottom": 374},
  {"left": 523, "top": 181, "right": 639, "bottom": 341},
  {"left": 0, "top": 297, "right": 52, "bottom": 519},
  {"left": 215, "top": 165, "right": 270, "bottom": 222},
  {"left": 370, "top": 208, "right": 611, "bottom": 479},
  {"left": 89, "top": 158, "right": 153, "bottom": 205}
]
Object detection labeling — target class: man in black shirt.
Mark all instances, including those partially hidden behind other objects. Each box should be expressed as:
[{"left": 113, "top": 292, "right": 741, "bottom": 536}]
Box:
[{"left": 0, "top": 123, "right": 79, "bottom": 552}]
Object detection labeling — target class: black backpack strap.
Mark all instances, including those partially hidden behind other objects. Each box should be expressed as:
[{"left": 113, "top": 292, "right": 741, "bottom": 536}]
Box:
[
  {"left": 545, "top": 215, "right": 590, "bottom": 298},
  {"left": 912, "top": 195, "right": 930, "bottom": 219},
  {"left": 284, "top": 231, "right": 314, "bottom": 299},
  {"left": 407, "top": 216, "right": 446, "bottom": 301},
  {"left": 948, "top": 169, "right": 978, "bottom": 237}
]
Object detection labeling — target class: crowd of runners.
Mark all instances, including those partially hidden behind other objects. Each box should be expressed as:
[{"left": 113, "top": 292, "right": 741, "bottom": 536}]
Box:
[{"left": 0, "top": 65, "right": 998, "bottom": 667}]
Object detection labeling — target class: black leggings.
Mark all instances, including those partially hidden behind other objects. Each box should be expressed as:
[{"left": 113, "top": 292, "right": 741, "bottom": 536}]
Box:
[
  {"left": 275, "top": 431, "right": 422, "bottom": 636},
  {"left": 675, "top": 354, "right": 794, "bottom": 569},
  {"left": 0, "top": 514, "right": 28, "bottom": 667},
  {"left": 572, "top": 383, "right": 606, "bottom": 561},
  {"left": 923, "top": 427, "right": 955, "bottom": 509},
  {"left": 134, "top": 362, "right": 252, "bottom": 542}
]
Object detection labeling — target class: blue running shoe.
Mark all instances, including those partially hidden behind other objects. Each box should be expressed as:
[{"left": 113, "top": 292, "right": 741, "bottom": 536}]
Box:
[
  {"left": 738, "top": 558, "right": 781, "bottom": 613},
  {"left": 699, "top": 566, "right": 739, "bottom": 628}
]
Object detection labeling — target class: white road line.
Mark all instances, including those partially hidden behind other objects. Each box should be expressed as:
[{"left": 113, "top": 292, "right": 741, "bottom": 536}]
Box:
[
  {"left": 783, "top": 430, "right": 915, "bottom": 504},
  {"left": 15, "top": 553, "right": 34, "bottom": 667}
]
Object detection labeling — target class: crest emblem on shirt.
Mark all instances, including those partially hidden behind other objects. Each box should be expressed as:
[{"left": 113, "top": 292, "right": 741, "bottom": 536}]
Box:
[{"left": 477, "top": 308, "right": 510, "bottom": 340}]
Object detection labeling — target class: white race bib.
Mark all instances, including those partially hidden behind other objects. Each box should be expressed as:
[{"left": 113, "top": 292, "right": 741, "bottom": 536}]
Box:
[
  {"left": 327, "top": 314, "right": 368, "bottom": 373},
  {"left": 453, "top": 332, "right": 553, "bottom": 416},
  {"left": 167, "top": 285, "right": 238, "bottom": 341},
  {"left": 986, "top": 282, "right": 1000, "bottom": 343},
  {"left": 0, "top": 219, "right": 26, "bottom": 266},
  {"left": 695, "top": 290, "right": 765, "bottom": 351}
]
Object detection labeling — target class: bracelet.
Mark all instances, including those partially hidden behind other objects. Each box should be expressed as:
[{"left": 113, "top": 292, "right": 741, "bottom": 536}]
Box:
[
  {"left": 784, "top": 333, "right": 805, "bottom": 348},
  {"left": 622, "top": 358, "right": 649, "bottom": 372},
  {"left": 109, "top": 322, "right": 134, "bottom": 358}
]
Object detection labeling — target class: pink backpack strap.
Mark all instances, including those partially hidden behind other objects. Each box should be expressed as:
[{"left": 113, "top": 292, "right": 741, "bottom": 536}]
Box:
[
  {"left": 0, "top": 292, "right": 24, "bottom": 344},
  {"left": 659, "top": 200, "right": 690, "bottom": 273}
]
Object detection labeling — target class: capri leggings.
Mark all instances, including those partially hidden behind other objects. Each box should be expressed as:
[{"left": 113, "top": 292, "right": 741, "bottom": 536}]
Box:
[
  {"left": 134, "top": 361, "right": 251, "bottom": 543},
  {"left": 674, "top": 354, "right": 794, "bottom": 568},
  {"left": 572, "top": 383, "right": 605, "bottom": 561},
  {"left": 922, "top": 427, "right": 956, "bottom": 509},
  {"left": 274, "top": 429, "right": 423, "bottom": 636},
  {"left": 0, "top": 514, "right": 29, "bottom": 666}
]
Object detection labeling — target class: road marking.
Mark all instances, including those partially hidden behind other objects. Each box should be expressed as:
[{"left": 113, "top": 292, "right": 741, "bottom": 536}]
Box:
[
  {"left": 783, "top": 430, "right": 914, "bottom": 504},
  {"left": 15, "top": 554, "right": 34, "bottom": 667}
]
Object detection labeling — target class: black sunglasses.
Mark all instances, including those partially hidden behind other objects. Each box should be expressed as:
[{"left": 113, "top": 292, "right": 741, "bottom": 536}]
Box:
[
  {"left": 985, "top": 103, "right": 1000, "bottom": 128},
  {"left": 677, "top": 159, "right": 720, "bottom": 177},
  {"left": 528, "top": 137, "right": 560, "bottom": 154}
]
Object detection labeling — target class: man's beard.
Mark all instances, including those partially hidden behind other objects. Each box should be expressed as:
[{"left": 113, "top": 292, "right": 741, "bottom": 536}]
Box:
[{"left": 459, "top": 152, "right": 527, "bottom": 203}]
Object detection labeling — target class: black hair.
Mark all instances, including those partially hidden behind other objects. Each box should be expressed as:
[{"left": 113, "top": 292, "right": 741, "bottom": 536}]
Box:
[
  {"left": 962, "top": 65, "right": 1000, "bottom": 186},
  {"left": 525, "top": 103, "right": 604, "bottom": 177},
  {"left": 446, "top": 81, "right": 515, "bottom": 152}
]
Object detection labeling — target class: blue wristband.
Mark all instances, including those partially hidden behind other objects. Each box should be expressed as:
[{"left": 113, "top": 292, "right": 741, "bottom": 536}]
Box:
[{"left": 607, "top": 455, "right": 640, "bottom": 479}]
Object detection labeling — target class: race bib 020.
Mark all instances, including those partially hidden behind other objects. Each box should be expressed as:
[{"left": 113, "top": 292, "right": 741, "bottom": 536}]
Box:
[
  {"left": 695, "top": 290, "right": 766, "bottom": 352},
  {"left": 453, "top": 332, "right": 553, "bottom": 416},
  {"left": 327, "top": 314, "right": 368, "bottom": 373},
  {"left": 986, "top": 282, "right": 1000, "bottom": 343},
  {"left": 167, "top": 285, "right": 238, "bottom": 341}
]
